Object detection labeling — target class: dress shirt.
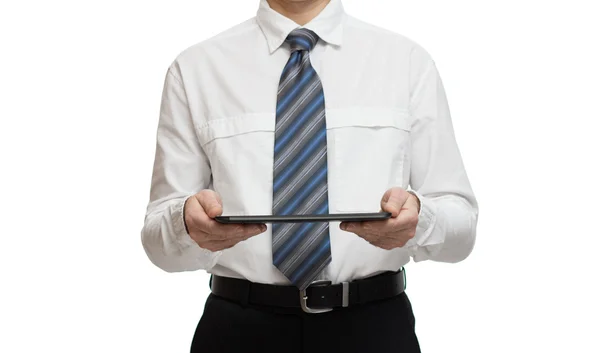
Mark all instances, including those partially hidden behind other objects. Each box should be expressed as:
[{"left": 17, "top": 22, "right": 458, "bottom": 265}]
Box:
[{"left": 141, "top": 0, "right": 479, "bottom": 285}]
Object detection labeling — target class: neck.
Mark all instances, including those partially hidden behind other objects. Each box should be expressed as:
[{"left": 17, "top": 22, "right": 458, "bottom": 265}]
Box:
[{"left": 266, "top": 0, "right": 331, "bottom": 25}]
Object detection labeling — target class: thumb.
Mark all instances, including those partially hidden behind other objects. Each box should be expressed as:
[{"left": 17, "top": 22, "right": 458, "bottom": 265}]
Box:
[
  {"left": 380, "top": 188, "right": 404, "bottom": 217},
  {"left": 197, "top": 190, "right": 223, "bottom": 218}
]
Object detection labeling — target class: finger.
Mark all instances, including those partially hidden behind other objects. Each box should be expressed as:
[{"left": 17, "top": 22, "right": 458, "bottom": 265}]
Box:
[
  {"left": 233, "top": 223, "right": 268, "bottom": 238},
  {"left": 363, "top": 212, "right": 415, "bottom": 235},
  {"left": 339, "top": 221, "right": 362, "bottom": 232},
  {"left": 401, "top": 193, "right": 421, "bottom": 213},
  {"left": 198, "top": 226, "right": 267, "bottom": 251},
  {"left": 340, "top": 221, "right": 380, "bottom": 234},
  {"left": 392, "top": 208, "right": 419, "bottom": 231},
  {"left": 185, "top": 199, "right": 227, "bottom": 234},
  {"left": 184, "top": 196, "right": 206, "bottom": 231},
  {"left": 380, "top": 187, "right": 409, "bottom": 217},
  {"left": 340, "top": 219, "right": 394, "bottom": 234},
  {"left": 193, "top": 223, "right": 266, "bottom": 244},
  {"left": 196, "top": 190, "right": 223, "bottom": 218},
  {"left": 204, "top": 221, "right": 267, "bottom": 239},
  {"left": 189, "top": 190, "right": 234, "bottom": 234},
  {"left": 339, "top": 222, "right": 379, "bottom": 240},
  {"left": 340, "top": 220, "right": 409, "bottom": 247}
]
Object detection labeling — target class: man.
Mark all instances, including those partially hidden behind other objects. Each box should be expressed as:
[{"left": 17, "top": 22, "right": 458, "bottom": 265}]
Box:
[{"left": 141, "top": 0, "right": 478, "bottom": 351}]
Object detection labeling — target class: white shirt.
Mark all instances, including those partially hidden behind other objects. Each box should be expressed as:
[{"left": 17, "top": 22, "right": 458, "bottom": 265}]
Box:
[{"left": 141, "top": 0, "right": 478, "bottom": 285}]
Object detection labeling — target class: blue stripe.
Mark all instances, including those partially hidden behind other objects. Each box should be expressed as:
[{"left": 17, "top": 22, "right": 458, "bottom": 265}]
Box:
[
  {"left": 279, "top": 167, "right": 327, "bottom": 215},
  {"left": 273, "top": 128, "right": 326, "bottom": 193},
  {"left": 273, "top": 222, "right": 319, "bottom": 265},
  {"left": 289, "top": 236, "right": 331, "bottom": 284},
  {"left": 276, "top": 68, "right": 317, "bottom": 116},
  {"left": 280, "top": 52, "right": 301, "bottom": 78},
  {"left": 292, "top": 37, "right": 311, "bottom": 50},
  {"left": 274, "top": 93, "right": 324, "bottom": 154}
]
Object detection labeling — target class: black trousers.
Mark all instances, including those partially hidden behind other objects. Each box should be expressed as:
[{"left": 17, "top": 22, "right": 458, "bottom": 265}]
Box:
[{"left": 190, "top": 291, "right": 421, "bottom": 353}]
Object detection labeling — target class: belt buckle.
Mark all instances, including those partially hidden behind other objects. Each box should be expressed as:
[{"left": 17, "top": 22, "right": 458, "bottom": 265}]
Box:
[
  {"left": 300, "top": 280, "right": 332, "bottom": 314},
  {"left": 300, "top": 280, "right": 350, "bottom": 314}
]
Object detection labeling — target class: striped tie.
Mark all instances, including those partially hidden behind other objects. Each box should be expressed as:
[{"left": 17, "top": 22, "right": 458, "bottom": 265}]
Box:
[{"left": 272, "top": 28, "right": 331, "bottom": 290}]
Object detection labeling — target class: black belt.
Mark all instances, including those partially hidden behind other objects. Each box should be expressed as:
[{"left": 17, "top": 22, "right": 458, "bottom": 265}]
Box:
[{"left": 210, "top": 268, "right": 406, "bottom": 314}]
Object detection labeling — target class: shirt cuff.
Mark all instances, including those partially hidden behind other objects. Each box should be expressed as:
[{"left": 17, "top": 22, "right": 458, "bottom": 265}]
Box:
[
  {"left": 405, "top": 190, "right": 444, "bottom": 260},
  {"left": 170, "top": 195, "right": 222, "bottom": 269}
]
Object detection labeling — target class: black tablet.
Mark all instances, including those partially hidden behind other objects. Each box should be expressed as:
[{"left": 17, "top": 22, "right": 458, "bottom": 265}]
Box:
[{"left": 214, "top": 212, "right": 391, "bottom": 224}]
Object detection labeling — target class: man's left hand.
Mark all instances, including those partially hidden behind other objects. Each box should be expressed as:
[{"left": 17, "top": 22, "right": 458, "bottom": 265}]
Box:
[{"left": 339, "top": 187, "right": 421, "bottom": 250}]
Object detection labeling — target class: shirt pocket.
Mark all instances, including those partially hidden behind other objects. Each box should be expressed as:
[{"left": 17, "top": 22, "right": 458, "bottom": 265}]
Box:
[
  {"left": 197, "top": 114, "right": 275, "bottom": 144},
  {"left": 197, "top": 113, "right": 276, "bottom": 212},
  {"left": 327, "top": 107, "right": 411, "bottom": 212}
]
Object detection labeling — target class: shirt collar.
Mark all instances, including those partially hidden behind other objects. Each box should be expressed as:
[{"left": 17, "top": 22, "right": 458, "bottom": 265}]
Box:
[{"left": 256, "top": 0, "right": 345, "bottom": 54}]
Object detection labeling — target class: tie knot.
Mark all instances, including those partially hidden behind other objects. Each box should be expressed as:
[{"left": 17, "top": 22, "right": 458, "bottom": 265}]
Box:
[{"left": 285, "top": 28, "right": 319, "bottom": 52}]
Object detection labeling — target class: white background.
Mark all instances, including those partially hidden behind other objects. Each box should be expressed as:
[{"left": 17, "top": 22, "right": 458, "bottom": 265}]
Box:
[{"left": 1, "top": 0, "right": 599, "bottom": 352}]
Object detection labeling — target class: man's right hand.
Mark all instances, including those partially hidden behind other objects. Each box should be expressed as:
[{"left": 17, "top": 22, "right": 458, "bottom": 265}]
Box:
[{"left": 183, "top": 190, "right": 267, "bottom": 252}]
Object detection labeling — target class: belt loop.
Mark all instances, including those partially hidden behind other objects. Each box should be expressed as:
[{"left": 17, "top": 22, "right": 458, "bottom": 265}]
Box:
[
  {"left": 341, "top": 282, "right": 350, "bottom": 307},
  {"left": 402, "top": 267, "right": 406, "bottom": 290}
]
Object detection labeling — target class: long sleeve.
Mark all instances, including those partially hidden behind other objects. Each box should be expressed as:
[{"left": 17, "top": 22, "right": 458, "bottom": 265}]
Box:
[
  {"left": 140, "top": 66, "right": 221, "bottom": 273},
  {"left": 405, "top": 46, "right": 479, "bottom": 263}
]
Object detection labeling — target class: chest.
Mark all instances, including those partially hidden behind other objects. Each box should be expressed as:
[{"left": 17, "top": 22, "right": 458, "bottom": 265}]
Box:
[
  {"left": 181, "top": 41, "right": 414, "bottom": 211},
  {"left": 184, "top": 42, "right": 412, "bottom": 122}
]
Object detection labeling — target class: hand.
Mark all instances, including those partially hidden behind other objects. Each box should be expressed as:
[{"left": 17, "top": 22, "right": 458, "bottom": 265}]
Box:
[
  {"left": 339, "top": 187, "right": 420, "bottom": 250},
  {"left": 184, "top": 190, "right": 267, "bottom": 251}
]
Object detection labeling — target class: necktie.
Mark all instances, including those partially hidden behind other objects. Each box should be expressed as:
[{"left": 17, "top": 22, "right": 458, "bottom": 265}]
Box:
[{"left": 272, "top": 28, "right": 331, "bottom": 290}]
